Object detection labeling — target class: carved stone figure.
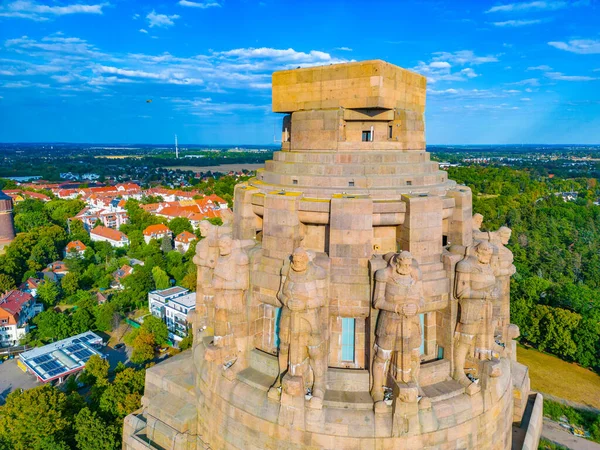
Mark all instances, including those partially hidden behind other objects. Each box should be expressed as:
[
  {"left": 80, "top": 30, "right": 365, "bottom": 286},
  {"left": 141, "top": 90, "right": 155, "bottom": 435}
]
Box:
[
  {"left": 453, "top": 241, "right": 498, "bottom": 389},
  {"left": 489, "top": 227, "right": 516, "bottom": 344},
  {"left": 472, "top": 213, "right": 490, "bottom": 241},
  {"left": 268, "top": 247, "right": 328, "bottom": 409},
  {"left": 204, "top": 234, "right": 249, "bottom": 373},
  {"left": 192, "top": 220, "right": 220, "bottom": 333},
  {"left": 371, "top": 251, "right": 424, "bottom": 405}
]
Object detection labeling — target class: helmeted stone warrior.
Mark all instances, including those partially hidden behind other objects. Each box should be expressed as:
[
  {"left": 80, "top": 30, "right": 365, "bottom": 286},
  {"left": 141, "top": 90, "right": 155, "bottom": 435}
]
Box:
[
  {"left": 205, "top": 234, "right": 249, "bottom": 371},
  {"left": 192, "top": 220, "right": 220, "bottom": 333},
  {"left": 371, "top": 251, "right": 424, "bottom": 405},
  {"left": 453, "top": 240, "right": 498, "bottom": 387},
  {"left": 268, "top": 247, "right": 327, "bottom": 409}
]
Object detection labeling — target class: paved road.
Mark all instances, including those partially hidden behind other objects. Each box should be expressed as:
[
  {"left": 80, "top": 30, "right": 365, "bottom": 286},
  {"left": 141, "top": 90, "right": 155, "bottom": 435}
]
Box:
[
  {"left": 542, "top": 418, "right": 600, "bottom": 450},
  {"left": 0, "top": 359, "right": 41, "bottom": 404}
]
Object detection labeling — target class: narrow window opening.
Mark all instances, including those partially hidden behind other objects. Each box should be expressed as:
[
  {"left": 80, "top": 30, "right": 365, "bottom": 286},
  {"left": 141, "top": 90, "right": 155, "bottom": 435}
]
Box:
[
  {"left": 388, "top": 125, "right": 393, "bottom": 139},
  {"left": 406, "top": 180, "right": 412, "bottom": 186},
  {"left": 341, "top": 318, "right": 355, "bottom": 362},
  {"left": 348, "top": 181, "right": 355, "bottom": 187},
  {"left": 442, "top": 235, "right": 448, "bottom": 246},
  {"left": 292, "top": 179, "right": 298, "bottom": 185},
  {"left": 362, "top": 130, "right": 371, "bottom": 142}
]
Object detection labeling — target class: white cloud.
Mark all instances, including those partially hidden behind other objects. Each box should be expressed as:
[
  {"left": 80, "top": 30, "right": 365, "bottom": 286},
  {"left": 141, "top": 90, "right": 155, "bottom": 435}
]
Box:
[
  {"left": 132, "top": 13, "right": 139, "bottom": 19},
  {"left": 545, "top": 71, "right": 597, "bottom": 81},
  {"left": 432, "top": 50, "right": 498, "bottom": 65},
  {"left": 429, "top": 61, "right": 451, "bottom": 69},
  {"left": 0, "top": 0, "right": 107, "bottom": 21},
  {"left": 548, "top": 39, "right": 600, "bottom": 54},
  {"left": 1, "top": 33, "right": 350, "bottom": 101},
  {"left": 486, "top": 1, "right": 568, "bottom": 13},
  {"left": 335, "top": 47, "right": 353, "bottom": 52},
  {"left": 520, "top": 97, "right": 531, "bottom": 101},
  {"left": 178, "top": 0, "right": 221, "bottom": 8},
  {"left": 146, "top": 10, "right": 180, "bottom": 28},
  {"left": 527, "top": 65, "right": 552, "bottom": 71},
  {"left": 503, "top": 89, "right": 520, "bottom": 93},
  {"left": 139, "top": 28, "right": 148, "bottom": 34},
  {"left": 509, "top": 78, "right": 540, "bottom": 86},
  {"left": 492, "top": 19, "right": 544, "bottom": 27},
  {"left": 414, "top": 50, "right": 495, "bottom": 83}
]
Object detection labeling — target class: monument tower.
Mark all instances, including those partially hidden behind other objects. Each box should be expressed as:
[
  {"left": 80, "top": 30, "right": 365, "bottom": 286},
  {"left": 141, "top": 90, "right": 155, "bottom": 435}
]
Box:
[
  {"left": 0, "top": 191, "right": 15, "bottom": 254},
  {"left": 123, "top": 60, "right": 542, "bottom": 450}
]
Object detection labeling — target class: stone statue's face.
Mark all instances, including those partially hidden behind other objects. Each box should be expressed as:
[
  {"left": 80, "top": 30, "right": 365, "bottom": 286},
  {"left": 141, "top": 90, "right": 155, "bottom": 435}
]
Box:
[
  {"left": 291, "top": 252, "right": 309, "bottom": 272},
  {"left": 199, "top": 222, "right": 210, "bottom": 237},
  {"left": 395, "top": 258, "right": 412, "bottom": 276},
  {"left": 476, "top": 246, "right": 492, "bottom": 264},
  {"left": 473, "top": 216, "right": 483, "bottom": 229},
  {"left": 500, "top": 231, "right": 511, "bottom": 245},
  {"left": 219, "top": 238, "right": 233, "bottom": 256}
]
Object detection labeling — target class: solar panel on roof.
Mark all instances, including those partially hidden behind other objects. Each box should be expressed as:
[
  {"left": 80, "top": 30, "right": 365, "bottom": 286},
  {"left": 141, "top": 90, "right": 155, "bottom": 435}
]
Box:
[
  {"left": 65, "top": 344, "right": 83, "bottom": 353},
  {"left": 32, "top": 355, "right": 52, "bottom": 364},
  {"left": 40, "top": 360, "right": 61, "bottom": 372},
  {"left": 72, "top": 338, "right": 81, "bottom": 343},
  {"left": 46, "top": 368, "right": 65, "bottom": 378},
  {"left": 74, "top": 349, "right": 93, "bottom": 360}
]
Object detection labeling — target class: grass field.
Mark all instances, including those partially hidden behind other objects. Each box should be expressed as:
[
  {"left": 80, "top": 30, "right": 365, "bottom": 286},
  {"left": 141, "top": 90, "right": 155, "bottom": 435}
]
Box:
[{"left": 517, "top": 345, "right": 600, "bottom": 410}]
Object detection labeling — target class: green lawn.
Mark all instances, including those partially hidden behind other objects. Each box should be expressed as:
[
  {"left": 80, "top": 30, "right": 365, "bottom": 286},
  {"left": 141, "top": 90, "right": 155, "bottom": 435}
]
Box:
[{"left": 517, "top": 345, "right": 600, "bottom": 410}]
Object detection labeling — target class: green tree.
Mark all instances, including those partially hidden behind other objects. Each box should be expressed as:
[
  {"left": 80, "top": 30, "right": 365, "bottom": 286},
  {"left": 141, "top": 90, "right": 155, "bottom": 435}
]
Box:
[
  {"left": 160, "top": 234, "right": 173, "bottom": 253},
  {"left": 61, "top": 271, "right": 81, "bottom": 296},
  {"left": 36, "top": 280, "right": 61, "bottom": 306},
  {"left": 0, "top": 273, "right": 16, "bottom": 294},
  {"left": 168, "top": 217, "right": 193, "bottom": 236},
  {"left": 0, "top": 384, "right": 74, "bottom": 450},
  {"left": 34, "top": 309, "right": 72, "bottom": 342},
  {"left": 99, "top": 367, "right": 145, "bottom": 419},
  {"left": 179, "top": 329, "right": 193, "bottom": 350},
  {"left": 71, "top": 306, "right": 96, "bottom": 334},
  {"left": 152, "top": 266, "right": 170, "bottom": 290},
  {"left": 80, "top": 354, "right": 110, "bottom": 386},
  {"left": 95, "top": 302, "right": 119, "bottom": 332},
  {"left": 130, "top": 328, "right": 156, "bottom": 364},
  {"left": 74, "top": 407, "right": 120, "bottom": 450},
  {"left": 141, "top": 315, "right": 169, "bottom": 346}
]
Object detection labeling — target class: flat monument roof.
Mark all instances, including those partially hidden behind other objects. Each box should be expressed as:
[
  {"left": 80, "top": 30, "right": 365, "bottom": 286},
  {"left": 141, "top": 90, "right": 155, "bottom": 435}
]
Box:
[{"left": 272, "top": 59, "right": 426, "bottom": 114}]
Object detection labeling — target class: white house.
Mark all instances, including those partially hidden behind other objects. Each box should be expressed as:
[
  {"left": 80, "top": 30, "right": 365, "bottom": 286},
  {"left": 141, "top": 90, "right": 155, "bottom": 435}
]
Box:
[
  {"left": 0, "top": 290, "right": 42, "bottom": 347},
  {"left": 90, "top": 226, "right": 129, "bottom": 247},
  {"left": 148, "top": 287, "right": 195, "bottom": 344}
]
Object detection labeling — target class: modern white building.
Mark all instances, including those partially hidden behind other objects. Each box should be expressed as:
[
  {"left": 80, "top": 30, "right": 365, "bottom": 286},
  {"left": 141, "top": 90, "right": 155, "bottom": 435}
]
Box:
[
  {"left": 148, "top": 287, "right": 195, "bottom": 344},
  {"left": 90, "top": 226, "right": 129, "bottom": 247}
]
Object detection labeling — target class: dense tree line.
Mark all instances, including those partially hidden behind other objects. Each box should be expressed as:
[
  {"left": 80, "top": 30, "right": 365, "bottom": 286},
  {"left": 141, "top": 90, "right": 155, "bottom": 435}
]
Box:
[
  {"left": 0, "top": 356, "right": 146, "bottom": 450},
  {"left": 449, "top": 166, "right": 600, "bottom": 372}
]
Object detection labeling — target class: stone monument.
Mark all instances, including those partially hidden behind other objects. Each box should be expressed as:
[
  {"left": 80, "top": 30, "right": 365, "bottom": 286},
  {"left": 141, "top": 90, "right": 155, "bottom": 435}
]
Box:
[
  {"left": 0, "top": 191, "right": 15, "bottom": 254},
  {"left": 123, "top": 60, "right": 542, "bottom": 450}
]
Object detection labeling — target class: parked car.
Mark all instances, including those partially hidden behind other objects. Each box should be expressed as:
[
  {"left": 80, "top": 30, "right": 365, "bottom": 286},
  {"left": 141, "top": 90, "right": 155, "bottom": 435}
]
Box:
[{"left": 114, "top": 343, "right": 125, "bottom": 350}]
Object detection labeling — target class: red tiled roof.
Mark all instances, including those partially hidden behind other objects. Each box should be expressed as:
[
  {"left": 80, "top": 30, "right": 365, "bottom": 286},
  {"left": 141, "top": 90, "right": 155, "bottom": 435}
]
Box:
[
  {"left": 66, "top": 240, "right": 87, "bottom": 252},
  {"left": 0, "top": 290, "right": 33, "bottom": 316},
  {"left": 91, "top": 226, "right": 128, "bottom": 242},
  {"left": 143, "top": 224, "right": 170, "bottom": 236},
  {"left": 175, "top": 231, "right": 196, "bottom": 243}
]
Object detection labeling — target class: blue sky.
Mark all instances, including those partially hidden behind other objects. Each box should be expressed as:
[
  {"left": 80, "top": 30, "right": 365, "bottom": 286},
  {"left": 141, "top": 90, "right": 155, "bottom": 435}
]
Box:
[{"left": 0, "top": 0, "right": 599, "bottom": 145}]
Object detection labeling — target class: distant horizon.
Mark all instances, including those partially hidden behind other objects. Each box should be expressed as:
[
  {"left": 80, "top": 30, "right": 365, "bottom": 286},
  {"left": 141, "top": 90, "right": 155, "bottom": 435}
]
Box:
[{"left": 1, "top": 142, "right": 600, "bottom": 148}]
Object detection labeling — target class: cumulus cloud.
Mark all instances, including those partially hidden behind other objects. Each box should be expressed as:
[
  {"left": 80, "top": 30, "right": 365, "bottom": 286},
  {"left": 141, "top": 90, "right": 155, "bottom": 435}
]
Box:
[
  {"left": 486, "top": 1, "right": 568, "bottom": 13},
  {"left": 509, "top": 78, "right": 540, "bottom": 86},
  {"left": 0, "top": 34, "right": 350, "bottom": 103},
  {"left": 492, "top": 19, "right": 544, "bottom": 27},
  {"left": 0, "top": 0, "right": 108, "bottom": 21},
  {"left": 178, "top": 0, "right": 221, "bottom": 8},
  {"left": 146, "top": 10, "right": 180, "bottom": 28},
  {"left": 548, "top": 39, "right": 600, "bottom": 54},
  {"left": 527, "top": 65, "right": 552, "bottom": 71},
  {"left": 545, "top": 71, "right": 596, "bottom": 81},
  {"left": 139, "top": 28, "right": 148, "bottom": 34},
  {"left": 432, "top": 50, "right": 498, "bottom": 65},
  {"left": 414, "top": 50, "right": 496, "bottom": 83}
]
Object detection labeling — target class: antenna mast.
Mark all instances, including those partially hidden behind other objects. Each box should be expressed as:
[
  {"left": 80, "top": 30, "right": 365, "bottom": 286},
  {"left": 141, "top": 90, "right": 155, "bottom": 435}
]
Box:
[{"left": 175, "top": 134, "right": 179, "bottom": 159}]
